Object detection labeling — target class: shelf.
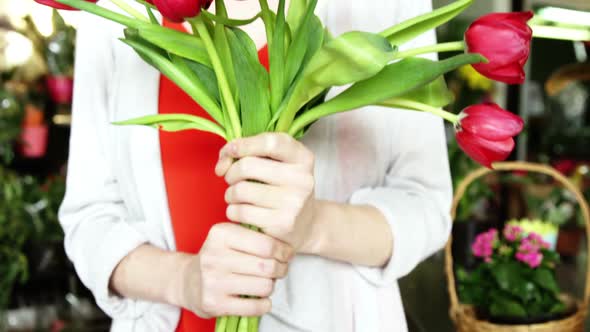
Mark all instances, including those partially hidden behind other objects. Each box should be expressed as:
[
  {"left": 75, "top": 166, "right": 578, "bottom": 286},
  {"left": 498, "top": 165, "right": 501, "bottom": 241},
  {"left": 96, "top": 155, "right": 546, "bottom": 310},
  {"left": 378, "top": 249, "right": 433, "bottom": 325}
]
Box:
[{"left": 530, "top": 0, "right": 590, "bottom": 11}]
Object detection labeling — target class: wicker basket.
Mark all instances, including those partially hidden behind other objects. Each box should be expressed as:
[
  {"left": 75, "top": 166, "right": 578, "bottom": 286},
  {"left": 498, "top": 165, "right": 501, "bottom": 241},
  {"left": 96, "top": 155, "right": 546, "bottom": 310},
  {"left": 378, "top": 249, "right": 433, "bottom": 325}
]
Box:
[{"left": 445, "top": 162, "right": 590, "bottom": 332}]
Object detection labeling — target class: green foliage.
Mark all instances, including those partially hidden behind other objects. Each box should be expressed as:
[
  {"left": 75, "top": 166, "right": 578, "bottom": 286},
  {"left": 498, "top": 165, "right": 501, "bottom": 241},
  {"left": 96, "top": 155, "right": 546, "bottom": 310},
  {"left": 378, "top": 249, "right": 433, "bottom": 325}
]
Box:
[
  {"left": 380, "top": 0, "right": 474, "bottom": 46},
  {"left": 0, "top": 168, "right": 66, "bottom": 310}
]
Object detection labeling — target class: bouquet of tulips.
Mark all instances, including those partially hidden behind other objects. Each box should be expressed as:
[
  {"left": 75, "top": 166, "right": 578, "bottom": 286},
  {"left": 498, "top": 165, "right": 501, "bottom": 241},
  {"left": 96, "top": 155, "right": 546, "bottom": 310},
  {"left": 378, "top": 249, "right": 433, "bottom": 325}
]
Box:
[{"left": 36, "top": 0, "right": 534, "bottom": 330}]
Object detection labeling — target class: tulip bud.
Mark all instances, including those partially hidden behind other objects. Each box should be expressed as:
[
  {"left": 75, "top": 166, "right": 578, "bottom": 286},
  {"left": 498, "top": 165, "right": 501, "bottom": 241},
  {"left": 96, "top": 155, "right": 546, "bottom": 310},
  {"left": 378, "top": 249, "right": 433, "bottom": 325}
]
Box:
[
  {"left": 34, "top": 0, "right": 99, "bottom": 10},
  {"left": 153, "top": 0, "right": 213, "bottom": 23},
  {"left": 456, "top": 103, "right": 524, "bottom": 168},
  {"left": 465, "top": 11, "right": 533, "bottom": 84}
]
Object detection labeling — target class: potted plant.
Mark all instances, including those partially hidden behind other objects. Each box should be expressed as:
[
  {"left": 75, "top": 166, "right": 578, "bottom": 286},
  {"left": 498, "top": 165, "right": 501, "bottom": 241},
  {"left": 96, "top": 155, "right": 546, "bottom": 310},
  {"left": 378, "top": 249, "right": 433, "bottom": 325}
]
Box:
[
  {"left": 0, "top": 167, "right": 31, "bottom": 313},
  {"left": 456, "top": 224, "right": 575, "bottom": 324}
]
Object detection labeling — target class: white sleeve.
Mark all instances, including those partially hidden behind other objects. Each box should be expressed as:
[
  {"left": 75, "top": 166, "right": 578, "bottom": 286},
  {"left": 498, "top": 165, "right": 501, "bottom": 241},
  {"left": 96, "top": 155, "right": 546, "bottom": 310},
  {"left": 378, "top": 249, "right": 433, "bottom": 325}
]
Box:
[
  {"left": 348, "top": 0, "right": 453, "bottom": 285},
  {"left": 350, "top": 110, "right": 452, "bottom": 284},
  {"left": 58, "top": 15, "right": 151, "bottom": 318}
]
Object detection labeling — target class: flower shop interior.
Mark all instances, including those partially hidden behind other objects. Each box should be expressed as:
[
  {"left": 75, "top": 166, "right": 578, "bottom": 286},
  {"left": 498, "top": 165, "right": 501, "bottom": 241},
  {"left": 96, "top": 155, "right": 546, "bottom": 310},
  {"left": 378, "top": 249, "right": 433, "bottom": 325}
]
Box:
[{"left": 0, "top": 0, "right": 590, "bottom": 331}]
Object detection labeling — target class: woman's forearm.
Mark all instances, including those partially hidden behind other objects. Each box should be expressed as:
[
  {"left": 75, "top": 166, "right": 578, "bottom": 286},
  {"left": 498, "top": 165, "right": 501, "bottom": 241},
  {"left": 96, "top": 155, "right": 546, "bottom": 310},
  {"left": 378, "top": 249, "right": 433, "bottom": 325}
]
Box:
[
  {"left": 303, "top": 200, "right": 393, "bottom": 267},
  {"left": 110, "top": 244, "right": 191, "bottom": 307}
]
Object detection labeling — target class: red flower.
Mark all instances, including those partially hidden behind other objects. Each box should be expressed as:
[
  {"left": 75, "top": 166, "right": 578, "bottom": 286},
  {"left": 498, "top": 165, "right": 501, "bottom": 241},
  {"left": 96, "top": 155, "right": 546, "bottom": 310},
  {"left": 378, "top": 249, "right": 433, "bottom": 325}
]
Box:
[
  {"left": 465, "top": 11, "right": 533, "bottom": 84},
  {"left": 34, "top": 0, "right": 98, "bottom": 10},
  {"left": 153, "top": 0, "right": 213, "bottom": 22},
  {"left": 456, "top": 103, "right": 524, "bottom": 168}
]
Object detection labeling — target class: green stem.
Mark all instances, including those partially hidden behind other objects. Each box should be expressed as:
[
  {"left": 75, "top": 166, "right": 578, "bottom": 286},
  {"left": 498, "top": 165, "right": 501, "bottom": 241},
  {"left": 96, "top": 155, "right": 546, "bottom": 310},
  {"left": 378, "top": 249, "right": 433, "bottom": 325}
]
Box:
[
  {"left": 56, "top": 0, "right": 144, "bottom": 28},
  {"left": 191, "top": 17, "right": 242, "bottom": 139},
  {"left": 258, "top": 0, "right": 274, "bottom": 50},
  {"left": 393, "top": 41, "right": 465, "bottom": 59},
  {"left": 215, "top": 316, "right": 228, "bottom": 332},
  {"left": 109, "top": 0, "right": 149, "bottom": 21},
  {"left": 382, "top": 98, "right": 459, "bottom": 123},
  {"left": 248, "top": 316, "right": 260, "bottom": 332},
  {"left": 288, "top": 98, "right": 459, "bottom": 136},
  {"left": 238, "top": 316, "right": 249, "bottom": 332}
]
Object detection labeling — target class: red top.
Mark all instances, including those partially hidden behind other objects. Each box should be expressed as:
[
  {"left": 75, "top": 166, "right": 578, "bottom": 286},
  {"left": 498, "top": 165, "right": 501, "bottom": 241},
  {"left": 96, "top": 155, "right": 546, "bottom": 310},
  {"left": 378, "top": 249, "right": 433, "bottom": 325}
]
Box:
[{"left": 158, "top": 20, "right": 268, "bottom": 332}]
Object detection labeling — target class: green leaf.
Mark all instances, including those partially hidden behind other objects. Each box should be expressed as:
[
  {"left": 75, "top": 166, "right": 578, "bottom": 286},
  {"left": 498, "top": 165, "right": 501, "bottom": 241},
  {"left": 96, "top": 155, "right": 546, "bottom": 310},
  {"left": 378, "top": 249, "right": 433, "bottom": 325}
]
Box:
[
  {"left": 137, "top": 25, "right": 211, "bottom": 67},
  {"left": 380, "top": 76, "right": 454, "bottom": 109},
  {"left": 532, "top": 268, "right": 560, "bottom": 295},
  {"left": 380, "top": 0, "right": 474, "bottom": 46},
  {"left": 549, "top": 301, "right": 566, "bottom": 314},
  {"left": 490, "top": 297, "right": 527, "bottom": 318},
  {"left": 300, "top": 15, "right": 326, "bottom": 70},
  {"left": 123, "top": 28, "right": 166, "bottom": 67},
  {"left": 491, "top": 262, "right": 522, "bottom": 291},
  {"left": 226, "top": 28, "right": 271, "bottom": 137},
  {"left": 288, "top": 53, "right": 485, "bottom": 135},
  {"left": 119, "top": 38, "right": 224, "bottom": 125},
  {"left": 283, "top": 0, "right": 318, "bottom": 90},
  {"left": 201, "top": 10, "right": 261, "bottom": 27},
  {"left": 275, "top": 31, "right": 395, "bottom": 131},
  {"left": 182, "top": 59, "right": 220, "bottom": 103},
  {"left": 113, "top": 114, "right": 226, "bottom": 139},
  {"left": 213, "top": 0, "right": 237, "bottom": 107},
  {"left": 286, "top": 0, "right": 307, "bottom": 34},
  {"left": 144, "top": 4, "right": 158, "bottom": 25},
  {"left": 56, "top": 0, "right": 143, "bottom": 28},
  {"left": 269, "top": 0, "right": 288, "bottom": 113},
  {"left": 381, "top": 76, "right": 455, "bottom": 107}
]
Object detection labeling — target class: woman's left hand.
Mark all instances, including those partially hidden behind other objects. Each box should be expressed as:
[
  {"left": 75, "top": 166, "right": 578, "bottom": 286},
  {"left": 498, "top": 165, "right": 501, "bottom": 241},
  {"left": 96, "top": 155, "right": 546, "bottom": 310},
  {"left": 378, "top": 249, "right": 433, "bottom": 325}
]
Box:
[{"left": 216, "top": 133, "right": 317, "bottom": 253}]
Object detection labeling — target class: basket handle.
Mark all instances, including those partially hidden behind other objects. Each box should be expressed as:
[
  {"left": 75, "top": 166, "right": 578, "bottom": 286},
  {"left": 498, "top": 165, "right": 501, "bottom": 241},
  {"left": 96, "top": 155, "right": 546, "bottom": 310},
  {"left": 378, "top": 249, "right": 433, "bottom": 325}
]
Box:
[{"left": 445, "top": 161, "right": 590, "bottom": 311}]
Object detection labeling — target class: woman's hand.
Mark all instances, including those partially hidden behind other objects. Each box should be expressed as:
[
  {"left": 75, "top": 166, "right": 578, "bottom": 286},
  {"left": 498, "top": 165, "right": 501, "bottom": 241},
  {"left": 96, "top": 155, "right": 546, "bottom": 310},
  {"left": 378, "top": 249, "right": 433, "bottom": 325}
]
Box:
[
  {"left": 215, "top": 133, "right": 318, "bottom": 253},
  {"left": 178, "top": 223, "right": 294, "bottom": 318}
]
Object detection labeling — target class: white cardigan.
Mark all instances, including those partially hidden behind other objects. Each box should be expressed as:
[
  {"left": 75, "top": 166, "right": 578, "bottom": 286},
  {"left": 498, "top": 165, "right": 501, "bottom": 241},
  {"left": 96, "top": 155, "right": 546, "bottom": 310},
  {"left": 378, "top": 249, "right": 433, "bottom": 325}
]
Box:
[{"left": 59, "top": 0, "right": 452, "bottom": 331}]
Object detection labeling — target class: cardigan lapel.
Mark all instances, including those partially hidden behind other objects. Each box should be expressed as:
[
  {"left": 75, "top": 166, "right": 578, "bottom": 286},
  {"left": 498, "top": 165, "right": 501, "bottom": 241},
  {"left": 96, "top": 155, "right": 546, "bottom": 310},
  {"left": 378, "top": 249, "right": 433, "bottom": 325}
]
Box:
[{"left": 113, "top": 41, "right": 178, "bottom": 251}]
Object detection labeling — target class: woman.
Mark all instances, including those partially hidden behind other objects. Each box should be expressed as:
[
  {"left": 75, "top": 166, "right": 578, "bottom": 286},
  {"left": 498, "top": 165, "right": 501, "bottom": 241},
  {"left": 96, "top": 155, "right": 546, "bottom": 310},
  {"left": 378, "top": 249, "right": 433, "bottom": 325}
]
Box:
[{"left": 59, "top": 0, "right": 452, "bottom": 331}]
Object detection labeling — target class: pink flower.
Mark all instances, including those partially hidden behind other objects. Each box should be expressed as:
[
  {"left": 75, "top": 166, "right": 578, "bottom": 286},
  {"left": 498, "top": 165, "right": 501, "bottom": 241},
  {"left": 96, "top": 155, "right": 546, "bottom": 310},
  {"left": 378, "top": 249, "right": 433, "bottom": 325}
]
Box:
[
  {"left": 503, "top": 225, "right": 523, "bottom": 242},
  {"left": 516, "top": 251, "right": 543, "bottom": 268},
  {"left": 524, "top": 233, "right": 551, "bottom": 250},
  {"left": 472, "top": 229, "right": 498, "bottom": 259}
]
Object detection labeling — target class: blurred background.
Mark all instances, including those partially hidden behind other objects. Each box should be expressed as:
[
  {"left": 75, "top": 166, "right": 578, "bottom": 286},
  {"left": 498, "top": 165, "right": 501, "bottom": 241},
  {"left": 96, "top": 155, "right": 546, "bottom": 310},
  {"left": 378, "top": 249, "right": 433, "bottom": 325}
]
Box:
[{"left": 0, "top": 0, "right": 588, "bottom": 331}]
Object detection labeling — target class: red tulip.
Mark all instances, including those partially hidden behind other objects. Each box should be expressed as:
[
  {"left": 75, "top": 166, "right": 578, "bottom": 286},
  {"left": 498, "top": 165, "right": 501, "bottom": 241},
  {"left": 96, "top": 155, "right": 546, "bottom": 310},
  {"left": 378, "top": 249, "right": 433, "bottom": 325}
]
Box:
[
  {"left": 34, "top": 0, "right": 99, "bottom": 10},
  {"left": 455, "top": 103, "right": 524, "bottom": 168},
  {"left": 153, "top": 0, "right": 213, "bottom": 22},
  {"left": 465, "top": 11, "right": 533, "bottom": 84}
]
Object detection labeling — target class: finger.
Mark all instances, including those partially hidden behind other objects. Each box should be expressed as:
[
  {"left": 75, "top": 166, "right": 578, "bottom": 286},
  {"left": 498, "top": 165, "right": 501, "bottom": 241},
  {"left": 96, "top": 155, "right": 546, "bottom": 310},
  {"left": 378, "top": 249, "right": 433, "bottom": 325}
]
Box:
[
  {"left": 223, "top": 223, "right": 294, "bottom": 262},
  {"left": 220, "top": 133, "right": 314, "bottom": 168},
  {"left": 224, "top": 250, "right": 289, "bottom": 279},
  {"left": 226, "top": 204, "right": 276, "bottom": 229},
  {"left": 215, "top": 153, "right": 234, "bottom": 177},
  {"left": 225, "top": 181, "right": 295, "bottom": 209},
  {"left": 218, "top": 297, "right": 271, "bottom": 317},
  {"left": 224, "top": 156, "right": 312, "bottom": 187},
  {"left": 224, "top": 274, "right": 275, "bottom": 298}
]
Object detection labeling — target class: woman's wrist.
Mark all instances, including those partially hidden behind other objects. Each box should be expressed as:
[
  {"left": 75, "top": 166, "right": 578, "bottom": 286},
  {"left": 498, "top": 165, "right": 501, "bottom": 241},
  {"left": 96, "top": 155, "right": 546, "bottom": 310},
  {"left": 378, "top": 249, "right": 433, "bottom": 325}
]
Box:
[
  {"left": 164, "top": 253, "right": 195, "bottom": 308},
  {"left": 300, "top": 200, "right": 393, "bottom": 267},
  {"left": 297, "top": 199, "right": 326, "bottom": 256}
]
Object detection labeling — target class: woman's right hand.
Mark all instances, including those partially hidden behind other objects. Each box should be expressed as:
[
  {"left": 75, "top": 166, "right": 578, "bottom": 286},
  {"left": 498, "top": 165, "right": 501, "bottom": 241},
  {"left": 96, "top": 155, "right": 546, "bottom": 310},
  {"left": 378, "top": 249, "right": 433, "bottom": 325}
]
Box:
[{"left": 177, "top": 222, "right": 294, "bottom": 318}]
